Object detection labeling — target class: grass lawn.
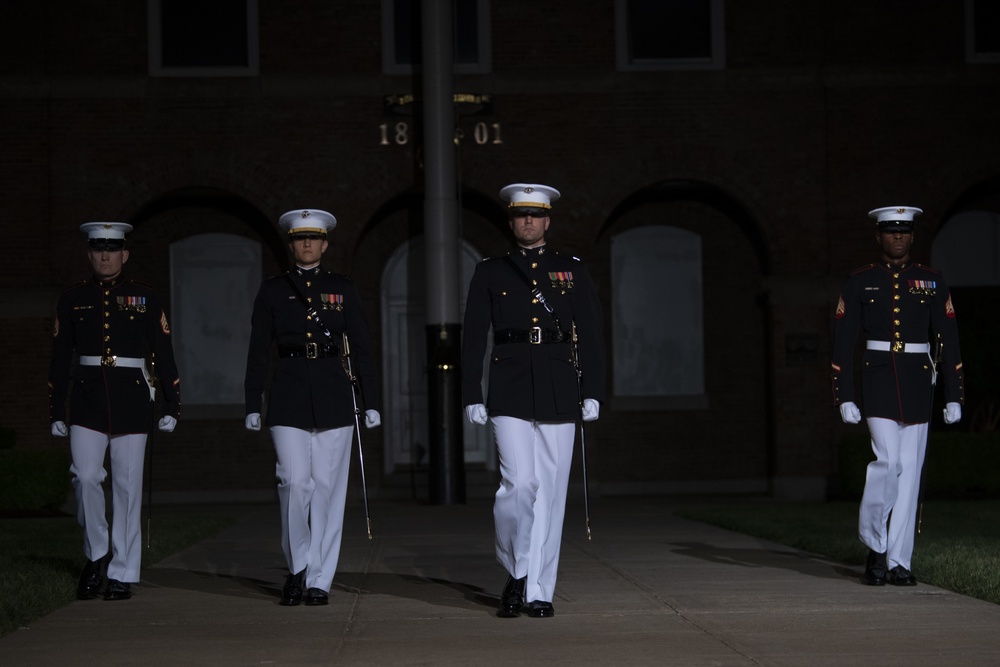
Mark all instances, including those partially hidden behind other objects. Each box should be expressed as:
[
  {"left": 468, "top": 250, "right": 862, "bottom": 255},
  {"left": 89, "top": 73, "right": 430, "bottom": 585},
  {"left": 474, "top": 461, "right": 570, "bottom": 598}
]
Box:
[
  {"left": 675, "top": 499, "right": 1000, "bottom": 605},
  {"left": 0, "top": 508, "right": 237, "bottom": 637}
]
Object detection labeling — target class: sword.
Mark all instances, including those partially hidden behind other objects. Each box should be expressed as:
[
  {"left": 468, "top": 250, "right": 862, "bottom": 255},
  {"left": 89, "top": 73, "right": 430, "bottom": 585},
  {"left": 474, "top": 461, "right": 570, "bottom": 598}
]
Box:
[
  {"left": 144, "top": 356, "right": 156, "bottom": 549},
  {"left": 342, "top": 333, "right": 373, "bottom": 540},
  {"left": 917, "top": 333, "right": 943, "bottom": 535},
  {"left": 570, "top": 321, "right": 593, "bottom": 540}
]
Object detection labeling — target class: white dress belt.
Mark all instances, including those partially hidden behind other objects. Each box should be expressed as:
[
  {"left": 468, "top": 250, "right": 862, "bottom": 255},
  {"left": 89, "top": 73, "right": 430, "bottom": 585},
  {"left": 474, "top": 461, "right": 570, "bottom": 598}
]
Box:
[
  {"left": 79, "top": 355, "right": 146, "bottom": 368},
  {"left": 79, "top": 355, "right": 155, "bottom": 399},
  {"left": 868, "top": 340, "right": 931, "bottom": 354},
  {"left": 866, "top": 340, "right": 930, "bottom": 353}
]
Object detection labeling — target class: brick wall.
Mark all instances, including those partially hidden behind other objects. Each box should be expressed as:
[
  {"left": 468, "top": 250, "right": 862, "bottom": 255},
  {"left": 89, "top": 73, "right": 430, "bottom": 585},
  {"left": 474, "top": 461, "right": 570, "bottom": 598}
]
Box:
[{"left": 2, "top": 1, "right": 999, "bottom": 500}]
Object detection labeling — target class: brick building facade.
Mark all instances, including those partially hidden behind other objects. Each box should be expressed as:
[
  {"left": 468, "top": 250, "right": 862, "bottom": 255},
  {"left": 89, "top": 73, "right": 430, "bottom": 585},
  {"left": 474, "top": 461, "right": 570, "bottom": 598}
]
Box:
[{"left": 2, "top": 1, "right": 998, "bottom": 502}]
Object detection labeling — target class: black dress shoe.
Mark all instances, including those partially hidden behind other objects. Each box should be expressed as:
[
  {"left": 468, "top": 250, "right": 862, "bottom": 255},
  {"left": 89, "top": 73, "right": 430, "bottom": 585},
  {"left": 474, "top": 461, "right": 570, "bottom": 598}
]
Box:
[
  {"left": 305, "top": 587, "right": 329, "bottom": 606},
  {"left": 103, "top": 579, "right": 132, "bottom": 601},
  {"left": 280, "top": 570, "right": 305, "bottom": 606},
  {"left": 497, "top": 575, "right": 526, "bottom": 618},
  {"left": 864, "top": 549, "right": 888, "bottom": 586},
  {"left": 888, "top": 565, "right": 917, "bottom": 586},
  {"left": 527, "top": 600, "right": 554, "bottom": 618},
  {"left": 76, "top": 554, "right": 109, "bottom": 600}
]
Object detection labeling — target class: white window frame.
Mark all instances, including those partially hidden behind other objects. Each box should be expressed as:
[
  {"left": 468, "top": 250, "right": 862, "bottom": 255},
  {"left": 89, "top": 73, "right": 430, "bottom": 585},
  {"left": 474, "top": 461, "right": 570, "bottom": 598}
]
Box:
[
  {"left": 615, "top": 0, "right": 725, "bottom": 71},
  {"left": 382, "top": 0, "right": 492, "bottom": 75},
  {"left": 148, "top": 0, "right": 260, "bottom": 77}
]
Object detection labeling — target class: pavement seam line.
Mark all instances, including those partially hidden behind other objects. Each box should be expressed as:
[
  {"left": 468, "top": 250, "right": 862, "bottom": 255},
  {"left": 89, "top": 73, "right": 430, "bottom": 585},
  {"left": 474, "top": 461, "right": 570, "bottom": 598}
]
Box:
[{"left": 567, "top": 539, "right": 765, "bottom": 665}]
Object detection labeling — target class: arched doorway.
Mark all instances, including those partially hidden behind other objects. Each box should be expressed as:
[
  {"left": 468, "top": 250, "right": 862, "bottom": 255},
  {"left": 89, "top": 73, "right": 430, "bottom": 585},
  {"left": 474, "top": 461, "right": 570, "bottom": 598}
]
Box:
[
  {"left": 120, "top": 187, "right": 283, "bottom": 500},
  {"left": 380, "top": 236, "right": 495, "bottom": 474},
  {"left": 932, "top": 209, "right": 1000, "bottom": 431},
  {"left": 596, "top": 179, "right": 774, "bottom": 492}
]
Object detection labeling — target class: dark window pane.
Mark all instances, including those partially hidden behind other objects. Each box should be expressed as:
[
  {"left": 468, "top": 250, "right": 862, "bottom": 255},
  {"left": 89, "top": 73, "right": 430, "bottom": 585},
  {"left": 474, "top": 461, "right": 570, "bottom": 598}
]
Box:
[
  {"left": 161, "top": 0, "right": 249, "bottom": 68},
  {"left": 627, "top": 0, "right": 711, "bottom": 61},
  {"left": 974, "top": 0, "right": 1000, "bottom": 54},
  {"left": 454, "top": 0, "right": 479, "bottom": 64},
  {"left": 394, "top": 0, "right": 419, "bottom": 65},
  {"left": 393, "top": 0, "right": 480, "bottom": 66}
]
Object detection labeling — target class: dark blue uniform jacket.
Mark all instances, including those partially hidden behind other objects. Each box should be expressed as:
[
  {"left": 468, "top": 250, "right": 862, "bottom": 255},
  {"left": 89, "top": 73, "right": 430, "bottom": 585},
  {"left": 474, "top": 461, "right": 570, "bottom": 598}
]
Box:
[
  {"left": 244, "top": 266, "right": 379, "bottom": 429},
  {"left": 48, "top": 274, "right": 181, "bottom": 435},
  {"left": 831, "top": 260, "right": 964, "bottom": 424},
  {"left": 462, "top": 245, "right": 606, "bottom": 422}
]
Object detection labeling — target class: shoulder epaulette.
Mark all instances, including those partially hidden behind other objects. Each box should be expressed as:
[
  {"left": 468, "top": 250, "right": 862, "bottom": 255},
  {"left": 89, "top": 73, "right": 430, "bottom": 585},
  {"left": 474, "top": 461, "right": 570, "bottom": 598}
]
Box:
[
  {"left": 913, "top": 263, "right": 942, "bottom": 275},
  {"left": 849, "top": 263, "right": 876, "bottom": 276},
  {"left": 61, "top": 280, "right": 90, "bottom": 294}
]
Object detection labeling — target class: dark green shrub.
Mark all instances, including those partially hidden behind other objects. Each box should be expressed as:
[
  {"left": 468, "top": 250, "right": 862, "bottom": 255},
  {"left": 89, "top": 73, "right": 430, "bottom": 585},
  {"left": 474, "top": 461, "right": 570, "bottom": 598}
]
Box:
[
  {"left": 0, "top": 427, "right": 15, "bottom": 449},
  {"left": 833, "top": 431, "right": 1000, "bottom": 500},
  {"left": 0, "top": 448, "right": 71, "bottom": 513}
]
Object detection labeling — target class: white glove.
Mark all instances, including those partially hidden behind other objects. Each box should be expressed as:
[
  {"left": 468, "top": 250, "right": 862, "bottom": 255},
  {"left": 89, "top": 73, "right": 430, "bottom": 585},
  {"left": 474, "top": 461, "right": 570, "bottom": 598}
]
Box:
[
  {"left": 465, "top": 404, "right": 488, "bottom": 425},
  {"left": 158, "top": 415, "right": 177, "bottom": 432},
  {"left": 582, "top": 398, "right": 600, "bottom": 422},
  {"left": 51, "top": 421, "right": 68, "bottom": 437},
  {"left": 839, "top": 401, "right": 862, "bottom": 424},
  {"left": 943, "top": 402, "right": 962, "bottom": 424},
  {"left": 365, "top": 409, "right": 381, "bottom": 428},
  {"left": 245, "top": 413, "right": 261, "bottom": 431}
]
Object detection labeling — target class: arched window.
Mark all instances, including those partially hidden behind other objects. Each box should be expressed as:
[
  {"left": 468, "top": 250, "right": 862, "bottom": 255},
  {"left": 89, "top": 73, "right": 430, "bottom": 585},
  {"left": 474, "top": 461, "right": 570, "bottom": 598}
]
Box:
[
  {"left": 931, "top": 210, "right": 1000, "bottom": 286},
  {"left": 932, "top": 209, "right": 1000, "bottom": 431},
  {"left": 611, "top": 226, "right": 704, "bottom": 399}
]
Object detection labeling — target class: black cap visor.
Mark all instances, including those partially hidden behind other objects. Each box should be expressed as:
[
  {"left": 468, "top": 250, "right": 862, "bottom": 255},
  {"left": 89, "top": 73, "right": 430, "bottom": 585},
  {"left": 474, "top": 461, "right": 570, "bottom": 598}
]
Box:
[
  {"left": 878, "top": 221, "right": 913, "bottom": 233},
  {"left": 88, "top": 238, "right": 126, "bottom": 251},
  {"left": 509, "top": 206, "right": 549, "bottom": 218}
]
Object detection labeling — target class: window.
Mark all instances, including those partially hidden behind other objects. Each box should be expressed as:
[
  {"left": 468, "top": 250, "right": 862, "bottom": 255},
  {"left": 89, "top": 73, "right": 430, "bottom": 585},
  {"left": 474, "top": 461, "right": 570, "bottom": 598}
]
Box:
[
  {"left": 967, "top": 0, "right": 1000, "bottom": 63},
  {"left": 611, "top": 226, "right": 705, "bottom": 402},
  {"left": 615, "top": 0, "right": 725, "bottom": 71},
  {"left": 383, "top": 0, "right": 492, "bottom": 75},
  {"left": 170, "top": 233, "right": 260, "bottom": 411},
  {"left": 149, "top": 0, "right": 260, "bottom": 77}
]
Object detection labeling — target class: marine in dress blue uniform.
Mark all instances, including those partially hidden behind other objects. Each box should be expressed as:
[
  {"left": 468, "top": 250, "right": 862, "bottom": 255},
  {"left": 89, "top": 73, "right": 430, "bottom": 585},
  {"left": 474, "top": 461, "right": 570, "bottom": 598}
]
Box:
[
  {"left": 48, "top": 222, "right": 180, "bottom": 601},
  {"left": 244, "top": 209, "right": 381, "bottom": 606},
  {"left": 462, "top": 184, "right": 606, "bottom": 618},
  {"left": 831, "top": 206, "right": 964, "bottom": 586}
]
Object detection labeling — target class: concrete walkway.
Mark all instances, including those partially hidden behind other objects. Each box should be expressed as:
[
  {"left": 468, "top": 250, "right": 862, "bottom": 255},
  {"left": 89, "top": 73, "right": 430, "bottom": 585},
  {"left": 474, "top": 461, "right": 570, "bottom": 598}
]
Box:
[{"left": 3, "top": 496, "right": 999, "bottom": 666}]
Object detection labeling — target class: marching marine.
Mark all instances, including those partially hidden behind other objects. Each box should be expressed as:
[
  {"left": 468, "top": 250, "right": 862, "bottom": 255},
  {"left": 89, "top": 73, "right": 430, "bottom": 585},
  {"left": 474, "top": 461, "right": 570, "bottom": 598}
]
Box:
[
  {"left": 49, "top": 221, "right": 180, "bottom": 601},
  {"left": 831, "top": 205, "right": 964, "bottom": 586},
  {"left": 462, "top": 183, "right": 606, "bottom": 618},
  {"left": 244, "top": 209, "right": 381, "bottom": 606}
]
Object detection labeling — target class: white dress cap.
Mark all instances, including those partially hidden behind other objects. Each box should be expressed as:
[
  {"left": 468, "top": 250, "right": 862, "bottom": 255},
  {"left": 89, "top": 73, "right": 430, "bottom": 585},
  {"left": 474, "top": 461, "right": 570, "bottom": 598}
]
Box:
[
  {"left": 278, "top": 209, "right": 337, "bottom": 236},
  {"left": 499, "top": 183, "right": 561, "bottom": 210},
  {"left": 80, "top": 222, "right": 133, "bottom": 249},
  {"left": 868, "top": 206, "right": 923, "bottom": 225}
]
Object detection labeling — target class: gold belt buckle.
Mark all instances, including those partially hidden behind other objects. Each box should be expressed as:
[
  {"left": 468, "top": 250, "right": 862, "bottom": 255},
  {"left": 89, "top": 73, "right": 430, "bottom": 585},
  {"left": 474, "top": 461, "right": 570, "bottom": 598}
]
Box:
[
  {"left": 891, "top": 340, "right": 904, "bottom": 353},
  {"left": 529, "top": 327, "right": 542, "bottom": 344},
  {"left": 101, "top": 355, "right": 117, "bottom": 367},
  {"left": 305, "top": 342, "right": 318, "bottom": 359}
]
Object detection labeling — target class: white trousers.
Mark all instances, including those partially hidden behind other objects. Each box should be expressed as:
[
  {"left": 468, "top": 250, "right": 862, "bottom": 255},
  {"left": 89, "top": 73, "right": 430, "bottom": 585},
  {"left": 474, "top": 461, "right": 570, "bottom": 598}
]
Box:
[
  {"left": 859, "top": 417, "right": 928, "bottom": 570},
  {"left": 271, "top": 425, "right": 353, "bottom": 593},
  {"left": 69, "top": 426, "right": 147, "bottom": 583},
  {"left": 491, "top": 416, "right": 575, "bottom": 604}
]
